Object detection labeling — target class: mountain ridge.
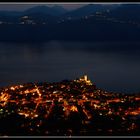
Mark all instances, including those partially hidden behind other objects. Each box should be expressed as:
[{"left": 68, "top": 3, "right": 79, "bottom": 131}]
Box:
[{"left": 0, "top": 4, "right": 140, "bottom": 42}]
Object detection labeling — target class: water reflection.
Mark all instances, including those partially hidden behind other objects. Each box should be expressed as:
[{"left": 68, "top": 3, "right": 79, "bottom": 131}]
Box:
[{"left": 0, "top": 41, "right": 140, "bottom": 93}]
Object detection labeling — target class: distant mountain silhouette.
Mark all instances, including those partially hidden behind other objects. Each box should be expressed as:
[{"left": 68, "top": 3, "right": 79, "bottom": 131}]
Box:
[
  {"left": 51, "top": 5, "right": 67, "bottom": 15},
  {"left": 0, "top": 5, "right": 68, "bottom": 24},
  {"left": 24, "top": 5, "right": 67, "bottom": 16},
  {"left": 0, "top": 4, "right": 140, "bottom": 42},
  {"left": 62, "top": 4, "right": 120, "bottom": 19},
  {"left": 0, "top": 6, "right": 67, "bottom": 24},
  {"left": 104, "top": 4, "right": 140, "bottom": 22}
]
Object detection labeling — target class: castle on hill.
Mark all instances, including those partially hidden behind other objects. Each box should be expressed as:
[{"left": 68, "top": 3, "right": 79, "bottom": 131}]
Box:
[{"left": 74, "top": 75, "right": 92, "bottom": 85}]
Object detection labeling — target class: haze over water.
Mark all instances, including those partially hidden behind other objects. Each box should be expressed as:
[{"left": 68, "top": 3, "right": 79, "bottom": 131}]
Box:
[{"left": 0, "top": 41, "right": 140, "bottom": 94}]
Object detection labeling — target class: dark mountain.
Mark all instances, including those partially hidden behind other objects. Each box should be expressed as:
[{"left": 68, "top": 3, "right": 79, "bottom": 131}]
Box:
[
  {"left": 104, "top": 4, "right": 140, "bottom": 22},
  {"left": 0, "top": 11, "right": 21, "bottom": 16},
  {"left": 24, "top": 5, "right": 67, "bottom": 16},
  {"left": 61, "top": 4, "right": 120, "bottom": 19},
  {"left": 0, "top": 5, "right": 64, "bottom": 24},
  {"left": 0, "top": 5, "right": 67, "bottom": 24},
  {"left": 20, "top": 12, "right": 57, "bottom": 24},
  {"left": 0, "top": 4, "right": 140, "bottom": 42},
  {"left": 51, "top": 5, "right": 67, "bottom": 15},
  {"left": 0, "top": 11, "right": 22, "bottom": 23}
]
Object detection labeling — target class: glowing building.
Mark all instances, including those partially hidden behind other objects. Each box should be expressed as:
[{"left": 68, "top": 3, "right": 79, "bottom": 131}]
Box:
[{"left": 75, "top": 75, "right": 92, "bottom": 85}]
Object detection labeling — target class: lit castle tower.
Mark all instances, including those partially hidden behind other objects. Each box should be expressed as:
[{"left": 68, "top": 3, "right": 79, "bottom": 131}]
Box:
[{"left": 75, "top": 75, "right": 92, "bottom": 85}]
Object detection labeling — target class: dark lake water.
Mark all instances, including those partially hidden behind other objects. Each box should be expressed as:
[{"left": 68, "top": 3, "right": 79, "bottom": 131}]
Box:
[{"left": 0, "top": 41, "right": 140, "bottom": 94}]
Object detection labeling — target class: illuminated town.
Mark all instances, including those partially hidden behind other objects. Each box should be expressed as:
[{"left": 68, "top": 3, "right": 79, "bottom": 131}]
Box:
[{"left": 0, "top": 75, "right": 140, "bottom": 136}]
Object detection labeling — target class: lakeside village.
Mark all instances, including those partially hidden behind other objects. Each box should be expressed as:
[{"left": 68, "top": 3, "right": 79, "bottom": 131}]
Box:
[
  {"left": 0, "top": 75, "right": 140, "bottom": 136},
  {"left": 0, "top": 12, "right": 140, "bottom": 27}
]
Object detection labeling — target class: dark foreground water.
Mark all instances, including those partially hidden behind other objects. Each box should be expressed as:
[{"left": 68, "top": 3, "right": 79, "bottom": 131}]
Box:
[{"left": 0, "top": 41, "right": 140, "bottom": 93}]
